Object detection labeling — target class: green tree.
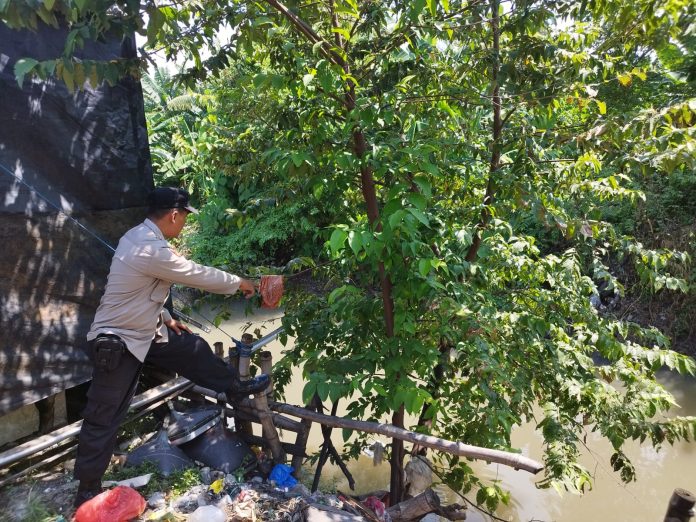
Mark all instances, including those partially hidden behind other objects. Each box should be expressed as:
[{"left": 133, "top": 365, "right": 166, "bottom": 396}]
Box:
[{"left": 4, "top": 0, "right": 696, "bottom": 510}]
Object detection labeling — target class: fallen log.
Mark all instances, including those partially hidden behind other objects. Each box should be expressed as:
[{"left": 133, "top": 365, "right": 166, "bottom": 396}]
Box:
[
  {"left": 387, "top": 489, "right": 467, "bottom": 521},
  {"left": 253, "top": 400, "right": 543, "bottom": 474}
]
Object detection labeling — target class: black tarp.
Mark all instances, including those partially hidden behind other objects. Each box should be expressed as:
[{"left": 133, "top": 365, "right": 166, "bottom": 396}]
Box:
[{"left": 0, "top": 21, "right": 153, "bottom": 414}]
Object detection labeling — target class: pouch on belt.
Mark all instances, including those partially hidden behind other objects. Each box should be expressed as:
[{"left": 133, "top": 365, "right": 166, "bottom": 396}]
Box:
[{"left": 93, "top": 335, "right": 126, "bottom": 372}]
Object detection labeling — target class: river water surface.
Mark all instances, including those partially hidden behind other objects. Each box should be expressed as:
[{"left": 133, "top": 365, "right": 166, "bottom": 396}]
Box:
[{"left": 191, "top": 301, "right": 696, "bottom": 521}]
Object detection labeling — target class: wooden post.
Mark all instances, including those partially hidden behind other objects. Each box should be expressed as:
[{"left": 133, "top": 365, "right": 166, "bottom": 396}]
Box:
[
  {"left": 665, "top": 489, "right": 696, "bottom": 522},
  {"left": 292, "top": 395, "right": 319, "bottom": 474},
  {"left": 256, "top": 351, "right": 276, "bottom": 443},
  {"left": 213, "top": 341, "right": 224, "bottom": 358},
  {"left": 253, "top": 391, "right": 286, "bottom": 463},
  {"left": 238, "top": 346, "right": 251, "bottom": 381},
  {"left": 232, "top": 345, "right": 253, "bottom": 439},
  {"left": 228, "top": 345, "right": 239, "bottom": 372}
]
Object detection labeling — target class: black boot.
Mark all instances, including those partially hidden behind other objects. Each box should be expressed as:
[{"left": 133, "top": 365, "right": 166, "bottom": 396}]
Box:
[
  {"left": 74, "top": 480, "right": 101, "bottom": 508},
  {"left": 227, "top": 373, "right": 270, "bottom": 397}
]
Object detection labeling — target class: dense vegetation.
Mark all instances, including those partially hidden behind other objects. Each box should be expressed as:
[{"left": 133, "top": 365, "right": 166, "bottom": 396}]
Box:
[{"left": 4, "top": 0, "right": 696, "bottom": 512}]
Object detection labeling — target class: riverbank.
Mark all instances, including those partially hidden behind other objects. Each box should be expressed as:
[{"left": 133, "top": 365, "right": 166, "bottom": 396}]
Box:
[{"left": 0, "top": 458, "right": 372, "bottom": 522}]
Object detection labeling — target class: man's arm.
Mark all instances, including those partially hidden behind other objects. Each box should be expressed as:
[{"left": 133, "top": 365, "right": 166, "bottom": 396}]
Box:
[{"left": 146, "top": 246, "right": 250, "bottom": 296}]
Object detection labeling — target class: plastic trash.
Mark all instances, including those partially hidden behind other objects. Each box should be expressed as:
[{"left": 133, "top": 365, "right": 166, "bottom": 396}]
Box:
[
  {"left": 74, "top": 486, "right": 146, "bottom": 522},
  {"left": 187, "top": 505, "right": 226, "bottom": 522},
  {"left": 269, "top": 463, "right": 298, "bottom": 488},
  {"left": 259, "top": 275, "right": 284, "bottom": 308},
  {"left": 364, "top": 496, "right": 389, "bottom": 521},
  {"left": 231, "top": 489, "right": 258, "bottom": 519}
]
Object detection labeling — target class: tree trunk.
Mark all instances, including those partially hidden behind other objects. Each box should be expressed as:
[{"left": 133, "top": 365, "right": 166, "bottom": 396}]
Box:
[{"left": 466, "top": 0, "right": 502, "bottom": 263}]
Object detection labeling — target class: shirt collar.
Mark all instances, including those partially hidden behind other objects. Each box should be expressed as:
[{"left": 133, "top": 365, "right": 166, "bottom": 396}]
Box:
[{"left": 144, "top": 218, "right": 167, "bottom": 242}]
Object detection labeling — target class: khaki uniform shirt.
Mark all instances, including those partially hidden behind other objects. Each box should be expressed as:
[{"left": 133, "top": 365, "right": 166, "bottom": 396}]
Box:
[{"left": 87, "top": 219, "right": 241, "bottom": 362}]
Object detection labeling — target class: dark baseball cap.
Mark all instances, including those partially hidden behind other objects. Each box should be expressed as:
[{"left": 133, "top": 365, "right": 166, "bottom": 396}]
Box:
[{"left": 147, "top": 187, "right": 198, "bottom": 214}]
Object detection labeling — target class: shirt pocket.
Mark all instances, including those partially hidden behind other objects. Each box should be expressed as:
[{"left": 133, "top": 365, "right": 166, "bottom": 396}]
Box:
[{"left": 150, "top": 280, "right": 171, "bottom": 304}]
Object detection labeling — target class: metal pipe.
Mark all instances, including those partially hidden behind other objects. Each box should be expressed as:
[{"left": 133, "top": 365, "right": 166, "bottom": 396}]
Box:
[{"left": 249, "top": 327, "right": 284, "bottom": 354}]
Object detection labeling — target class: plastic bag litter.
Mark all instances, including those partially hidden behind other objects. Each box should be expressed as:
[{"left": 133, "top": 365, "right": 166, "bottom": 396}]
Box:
[
  {"left": 269, "top": 463, "right": 297, "bottom": 488},
  {"left": 259, "top": 275, "right": 283, "bottom": 309},
  {"left": 364, "top": 496, "right": 391, "bottom": 521},
  {"left": 187, "top": 505, "right": 226, "bottom": 522},
  {"left": 74, "top": 486, "right": 146, "bottom": 522},
  {"left": 231, "top": 489, "right": 259, "bottom": 521}
]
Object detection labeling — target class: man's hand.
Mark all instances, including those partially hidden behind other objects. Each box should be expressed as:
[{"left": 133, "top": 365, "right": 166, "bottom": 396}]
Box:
[
  {"left": 238, "top": 278, "right": 256, "bottom": 299},
  {"left": 164, "top": 318, "right": 192, "bottom": 335}
]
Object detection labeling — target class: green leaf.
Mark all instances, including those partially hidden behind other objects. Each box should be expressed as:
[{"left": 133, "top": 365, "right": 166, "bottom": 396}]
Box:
[
  {"left": 413, "top": 175, "right": 432, "bottom": 197},
  {"left": 302, "top": 382, "right": 316, "bottom": 404},
  {"left": 408, "top": 208, "right": 430, "bottom": 226},
  {"left": 329, "top": 228, "right": 348, "bottom": 254},
  {"left": 419, "top": 258, "right": 432, "bottom": 277},
  {"left": 332, "top": 27, "right": 351, "bottom": 41},
  {"left": 14, "top": 58, "right": 38, "bottom": 88},
  {"left": 407, "top": 192, "right": 427, "bottom": 211},
  {"left": 388, "top": 209, "right": 407, "bottom": 229},
  {"left": 252, "top": 73, "right": 267, "bottom": 88},
  {"left": 427, "top": 0, "right": 437, "bottom": 16},
  {"left": 317, "top": 381, "right": 330, "bottom": 401},
  {"left": 348, "top": 231, "right": 363, "bottom": 255},
  {"left": 412, "top": 0, "right": 426, "bottom": 18},
  {"left": 147, "top": 7, "right": 166, "bottom": 45}
]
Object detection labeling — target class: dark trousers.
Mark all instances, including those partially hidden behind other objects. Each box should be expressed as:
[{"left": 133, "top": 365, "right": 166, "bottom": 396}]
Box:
[{"left": 73, "top": 329, "right": 236, "bottom": 484}]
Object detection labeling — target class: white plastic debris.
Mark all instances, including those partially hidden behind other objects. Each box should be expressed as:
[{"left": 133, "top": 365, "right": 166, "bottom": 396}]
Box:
[
  {"left": 147, "top": 491, "right": 167, "bottom": 509},
  {"left": 102, "top": 473, "right": 152, "bottom": 489},
  {"left": 187, "top": 505, "right": 226, "bottom": 522}
]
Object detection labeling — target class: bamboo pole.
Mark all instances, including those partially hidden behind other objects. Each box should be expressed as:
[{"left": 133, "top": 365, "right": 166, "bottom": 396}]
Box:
[
  {"left": 225, "top": 404, "right": 303, "bottom": 432},
  {"left": 257, "top": 401, "right": 543, "bottom": 474},
  {"left": 237, "top": 345, "right": 284, "bottom": 462},
  {"left": 253, "top": 391, "right": 286, "bottom": 463},
  {"left": 292, "top": 395, "right": 319, "bottom": 474},
  {"left": 258, "top": 350, "right": 274, "bottom": 400},
  {"left": 665, "top": 488, "right": 696, "bottom": 522},
  {"left": 240, "top": 434, "right": 305, "bottom": 458},
  {"left": 0, "top": 376, "right": 194, "bottom": 470},
  {"left": 234, "top": 346, "right": 254, "bottom": 439}
]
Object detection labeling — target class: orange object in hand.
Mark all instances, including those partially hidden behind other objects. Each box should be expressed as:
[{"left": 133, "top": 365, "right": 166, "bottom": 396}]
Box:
[{"left": 259, "top": 275, "right": 284, "bottom": 309}]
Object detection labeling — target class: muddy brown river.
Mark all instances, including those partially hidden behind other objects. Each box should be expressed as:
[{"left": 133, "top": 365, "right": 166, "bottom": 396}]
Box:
[{"left": 196, "top": 301, "right": 696, "bottom": 521}]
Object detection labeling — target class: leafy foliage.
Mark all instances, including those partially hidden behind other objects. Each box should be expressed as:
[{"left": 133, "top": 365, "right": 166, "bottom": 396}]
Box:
[{"left": 4, "top": 0, "right": 696, "bottom": 512}]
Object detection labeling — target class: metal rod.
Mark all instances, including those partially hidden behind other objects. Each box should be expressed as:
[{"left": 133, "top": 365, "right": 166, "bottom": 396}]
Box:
[
  {"left": 173, "top": 309, "right": 211, "bottom": 333},
  {"left": 250, "top": 327, "right": 284, "bottom": 354}
]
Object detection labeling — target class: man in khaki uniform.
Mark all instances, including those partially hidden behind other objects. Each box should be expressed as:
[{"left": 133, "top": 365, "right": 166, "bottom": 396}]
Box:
[{"left": 73, "top": 187, "right": 269, "bottom": 507}]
